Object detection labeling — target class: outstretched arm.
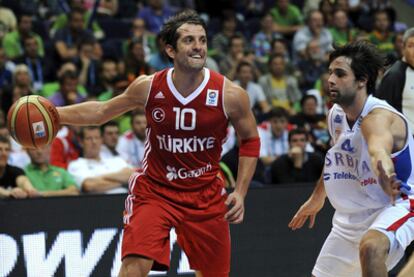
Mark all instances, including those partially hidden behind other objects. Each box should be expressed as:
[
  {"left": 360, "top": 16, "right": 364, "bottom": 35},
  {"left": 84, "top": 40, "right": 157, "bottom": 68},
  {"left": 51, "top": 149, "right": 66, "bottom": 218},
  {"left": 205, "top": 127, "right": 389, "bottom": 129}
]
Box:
[
  {"left": 223, "top": 80, "right": 259, "bottom": 224},
  {"left": 361, "top": 108, "right": 408, "bottom": 202},
  {"left": 57, "top": 75, "right": 152, "bottom": 126}
]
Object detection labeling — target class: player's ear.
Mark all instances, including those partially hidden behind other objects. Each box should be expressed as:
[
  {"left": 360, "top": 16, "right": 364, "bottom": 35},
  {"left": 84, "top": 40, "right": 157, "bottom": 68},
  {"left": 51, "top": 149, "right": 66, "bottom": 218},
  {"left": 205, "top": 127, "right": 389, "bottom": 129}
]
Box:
[{"left": 164, "top": 44, "right": 175, "bottom": 60}]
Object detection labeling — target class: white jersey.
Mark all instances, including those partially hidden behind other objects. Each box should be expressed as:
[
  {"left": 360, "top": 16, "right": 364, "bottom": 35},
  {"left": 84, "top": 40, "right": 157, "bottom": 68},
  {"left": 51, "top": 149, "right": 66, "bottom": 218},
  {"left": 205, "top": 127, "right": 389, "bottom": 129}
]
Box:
[{"left": 324, "top": 95, "right": 414, "bottom": 213}]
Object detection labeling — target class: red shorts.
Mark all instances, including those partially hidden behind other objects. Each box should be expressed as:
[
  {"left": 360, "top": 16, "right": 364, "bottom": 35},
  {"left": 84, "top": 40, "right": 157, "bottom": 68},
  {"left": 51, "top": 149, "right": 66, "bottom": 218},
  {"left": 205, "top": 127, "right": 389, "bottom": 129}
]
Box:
[{"left": 122, "top": 172, "right": 230, "bottom": 275}]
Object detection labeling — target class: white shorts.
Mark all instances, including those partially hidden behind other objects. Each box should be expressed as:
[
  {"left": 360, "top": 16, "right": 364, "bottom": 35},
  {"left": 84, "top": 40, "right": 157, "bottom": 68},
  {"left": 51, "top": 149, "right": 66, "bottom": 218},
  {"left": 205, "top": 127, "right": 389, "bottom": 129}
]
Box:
[{"left": 312, "top": 198, "right": 414, "bottom": 277}]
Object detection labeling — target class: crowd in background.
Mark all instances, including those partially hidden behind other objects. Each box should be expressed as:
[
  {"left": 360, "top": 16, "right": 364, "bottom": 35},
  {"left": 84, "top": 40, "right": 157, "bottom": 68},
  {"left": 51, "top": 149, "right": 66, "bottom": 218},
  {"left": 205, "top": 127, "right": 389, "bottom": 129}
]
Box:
[{"left": 0, "top": 0, "right": 411, "bottom": 197}]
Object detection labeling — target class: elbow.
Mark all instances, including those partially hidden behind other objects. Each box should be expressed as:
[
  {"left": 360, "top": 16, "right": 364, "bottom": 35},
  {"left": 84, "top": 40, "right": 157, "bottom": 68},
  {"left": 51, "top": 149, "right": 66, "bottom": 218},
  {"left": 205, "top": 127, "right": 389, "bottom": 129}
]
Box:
[{"left": 81, "top": 180, "right": 98, "bottom": 192}]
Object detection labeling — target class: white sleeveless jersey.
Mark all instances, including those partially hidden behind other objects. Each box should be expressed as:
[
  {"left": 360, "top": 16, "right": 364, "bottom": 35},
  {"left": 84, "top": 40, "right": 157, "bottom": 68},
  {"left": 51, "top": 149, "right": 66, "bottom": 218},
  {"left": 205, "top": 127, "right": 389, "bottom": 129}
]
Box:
[{"left": 324, "top": 95, "right": 414, "bottom": 213}]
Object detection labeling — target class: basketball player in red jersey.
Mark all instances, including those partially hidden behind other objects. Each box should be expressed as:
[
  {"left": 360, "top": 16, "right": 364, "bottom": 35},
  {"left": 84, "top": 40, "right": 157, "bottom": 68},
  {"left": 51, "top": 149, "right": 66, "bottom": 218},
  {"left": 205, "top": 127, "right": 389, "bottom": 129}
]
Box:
[{"left": 56, "top": 10, "right": 259, "bottom": 277}]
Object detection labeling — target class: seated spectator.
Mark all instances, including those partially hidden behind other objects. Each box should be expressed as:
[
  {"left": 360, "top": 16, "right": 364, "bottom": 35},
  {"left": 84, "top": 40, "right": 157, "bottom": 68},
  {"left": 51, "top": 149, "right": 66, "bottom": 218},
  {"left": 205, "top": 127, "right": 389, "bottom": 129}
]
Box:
[
  {"left": 68, "top": 126, "right": 134, "bottom": 194},
  {"left": 1, "top": 64, "right": 35, "bottom": 115},
  {"left": 100, "top": 121, "right": 121, "bottom": 159},
  {"left": 211, "top": 12, "right": 245, "bottom": 64},
  {"left": 270, "top": 0, "right": 303, "bottom": 38},
  {"left": 136, "top": 0, "right": 177, "bottom": 34},
  {"left": 295, "top": 39, "right": 328, "bottom": 92},
  {"left": 0, "top": 46, "right": 13, "bottom": 89},
  {"left": 368, "top": 9, "right": 395, "bottom": 54},
  {"left": 123, "top": 37, "right": 152, "bottom": 82},
  {"left": 13, "top": 34, "right": 54, "bottom": 92},
  {"left": 93, "top": 58, "right": 119, "bottom": 96},
  {"left": 48, "top": 70, "right": 86, "bottom": 107},
  {"left": 258, "top": 54, "right": 302, "bottom": 114},
  {"left": 117, "top": 110, "right": 147, "bottom": 168},
  {"left": 269, "top": 37, "right": 294, "bottom": 73},
  {"left": 2, "top": 11, "right": 44, "bottom": 59},
  {"left": 148, "top": 34, "right": 173, "bottom": 72},
  {"left": 0, "top": 135, "right": 38, "bottom": 198},
  {"left": 0, "top": 123, "right": 30, "bottom": 168},
  {"left": 25, "top": 145, "right": 79, "bottom": 197},
  {"left": 0, "top": 5, "right": 16, "bottom": 40},
  {"left": 289, "top": 94, "right": 329, "bottom": 153},
  {"left": 123, "top": 18, "right": 156, "bottom": 60},
  {"left": 292, "top": 9, "right": 333, "bottom": 63},
  {"left": 51, "top": 1, "right": 104, "bottom": 39},
  {"left": 258, "top": 107, "right": 291, "bottom": 167},
  {"left": 50, "top": 125, "right": 82, "bottom": 169},
  {"left": 219, "top": 34, "right": 247, "bottom": 79},
  {"left": 270, "top": 128, "right": 324, "bottom": 184},
  {"left": 53, "top": 7, "right": 101, "bottom": 65},
  {"left": 329, "top": 9, "right": 358, "bottom": 46},
  {"left": 233, "top": 61, "right": 270, "bottom": 120},
  {"left": 251, "top": 13, "right": 282, "bottom": 64},
  {"left": 76, "top": 38, "right": 100, "bottom": 96}
]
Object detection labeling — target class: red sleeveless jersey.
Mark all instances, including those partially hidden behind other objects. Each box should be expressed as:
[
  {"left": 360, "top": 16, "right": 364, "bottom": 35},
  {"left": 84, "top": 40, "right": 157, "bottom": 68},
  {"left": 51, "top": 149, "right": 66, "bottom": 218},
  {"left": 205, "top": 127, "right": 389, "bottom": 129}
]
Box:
[{"left": 141, "top": 67, "right": 229, "bottom": 191}]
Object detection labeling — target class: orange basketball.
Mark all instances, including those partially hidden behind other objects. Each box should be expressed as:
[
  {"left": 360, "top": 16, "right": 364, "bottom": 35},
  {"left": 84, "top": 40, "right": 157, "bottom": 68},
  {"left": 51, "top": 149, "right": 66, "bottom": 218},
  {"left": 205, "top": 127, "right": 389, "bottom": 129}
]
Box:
[{"left": 7, "top": 95, "right": 60, "bottom": 148}]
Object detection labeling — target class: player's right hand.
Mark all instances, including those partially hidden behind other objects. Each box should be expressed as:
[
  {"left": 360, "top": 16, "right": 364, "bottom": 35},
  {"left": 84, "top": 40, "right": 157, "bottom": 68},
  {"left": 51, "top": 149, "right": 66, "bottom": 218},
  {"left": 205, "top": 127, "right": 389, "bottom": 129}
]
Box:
[{"left": 288, "top": 195, "right": 325, "bottom": 230}]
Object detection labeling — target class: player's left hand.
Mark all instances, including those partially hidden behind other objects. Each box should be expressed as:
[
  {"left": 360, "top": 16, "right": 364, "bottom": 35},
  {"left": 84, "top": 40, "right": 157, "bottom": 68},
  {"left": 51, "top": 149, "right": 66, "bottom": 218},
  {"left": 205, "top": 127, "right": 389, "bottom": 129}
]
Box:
[{"left": 224, "top": 191, "right": 244, "bottom": 224}]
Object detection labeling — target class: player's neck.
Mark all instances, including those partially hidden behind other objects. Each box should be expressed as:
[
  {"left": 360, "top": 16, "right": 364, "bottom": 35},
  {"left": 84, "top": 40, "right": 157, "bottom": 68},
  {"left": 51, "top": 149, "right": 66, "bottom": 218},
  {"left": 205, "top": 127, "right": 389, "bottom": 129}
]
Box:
[
  {"left": 342, "top": 92, "right": 368, "bottom": 124},
  {"left": 171, "top": 69, "right": 204, "bottom": 97}
]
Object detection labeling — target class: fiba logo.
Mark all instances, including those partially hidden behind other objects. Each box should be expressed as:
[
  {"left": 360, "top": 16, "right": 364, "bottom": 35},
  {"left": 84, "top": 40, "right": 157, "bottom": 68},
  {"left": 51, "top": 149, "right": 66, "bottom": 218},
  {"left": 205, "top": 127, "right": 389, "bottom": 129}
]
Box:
[
  {"left": 32, "top": 121, "right": 46, "bottom": 138},
  {"left": 206, "top": 89, "right": 218, "bottom": 106},
  {"left": 152, "top": 108, "right": 165, "bottom": 123}
]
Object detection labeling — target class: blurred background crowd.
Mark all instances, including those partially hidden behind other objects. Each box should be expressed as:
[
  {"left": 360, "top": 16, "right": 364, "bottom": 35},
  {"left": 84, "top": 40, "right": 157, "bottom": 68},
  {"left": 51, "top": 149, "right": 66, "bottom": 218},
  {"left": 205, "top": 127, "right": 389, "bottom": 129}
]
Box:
[{"left": 0, "top": 0, "right": 413, "bottom": 198}]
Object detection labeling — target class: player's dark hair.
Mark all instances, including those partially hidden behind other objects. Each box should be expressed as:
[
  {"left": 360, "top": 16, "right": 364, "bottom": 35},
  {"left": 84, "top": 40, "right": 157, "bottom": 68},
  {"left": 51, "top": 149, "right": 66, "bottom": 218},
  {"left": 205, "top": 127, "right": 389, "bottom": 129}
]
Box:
[
  {"left": 159, "top": 9, "right": 207, "bottom": 50},
  {"left": 329, "top": 41, "right": 384, "bottom": 94}
]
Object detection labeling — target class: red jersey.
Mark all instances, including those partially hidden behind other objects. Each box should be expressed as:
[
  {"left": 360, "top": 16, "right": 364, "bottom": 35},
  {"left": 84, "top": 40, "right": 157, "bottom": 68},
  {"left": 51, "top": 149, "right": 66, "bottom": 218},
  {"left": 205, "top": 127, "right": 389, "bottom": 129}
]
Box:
[{"left": 141, "top": 68, "right": 228, "bottom": 191}]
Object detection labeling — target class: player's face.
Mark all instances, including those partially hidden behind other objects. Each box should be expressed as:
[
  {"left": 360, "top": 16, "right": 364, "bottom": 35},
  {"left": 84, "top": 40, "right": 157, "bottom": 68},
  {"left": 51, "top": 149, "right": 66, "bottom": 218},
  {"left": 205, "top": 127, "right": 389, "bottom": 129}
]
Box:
[
  {"left": 0, "top": 142, "right": 11, "bottom": 167},
  {"left": 403, "top": 37, "right": 414, "bottom": 67},
  {"left": 328, "top": 56, "right": 359, "bottom": 106},
  {"left": 171, "top": 23, "right": 207, "bottom": 71}
]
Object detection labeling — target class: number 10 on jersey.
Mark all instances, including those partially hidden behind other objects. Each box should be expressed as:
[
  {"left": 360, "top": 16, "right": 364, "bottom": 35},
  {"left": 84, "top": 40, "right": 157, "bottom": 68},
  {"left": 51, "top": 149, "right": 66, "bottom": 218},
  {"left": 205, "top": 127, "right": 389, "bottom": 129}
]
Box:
[{"left": 173, "top": 107, "right": 196, "bottom": 131}]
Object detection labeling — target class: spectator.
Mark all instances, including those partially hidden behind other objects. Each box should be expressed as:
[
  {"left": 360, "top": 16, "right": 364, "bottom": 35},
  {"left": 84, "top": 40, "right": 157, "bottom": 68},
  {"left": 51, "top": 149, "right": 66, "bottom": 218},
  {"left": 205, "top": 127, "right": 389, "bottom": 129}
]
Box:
[
  {"left": 148, "top": 34, "right": 173, "bottom": 72},
  {"left": 136, "top": 0, "right": 177, "bottom": 34},
  {"left": 1, "top": 64, "right": 34, "bottom": 115},
  {"left": 289, "top": 94, "right": 329, "bottom": 153},
  {"left": 270, "top": 128, "right": 324, "bottom": 184},
  {"left": 258, "top": 107, "right": 291, "bottom": 166},
  {"left": 219, "top": 34, "right": 246, "bottom": 79},
  {"left": 329, "top": 9, "right": 358, "bottom": 46},
  {"left": 48, "top": 70, "right": 86, "bottom": 107},
  {"left": 25, "top": 145, "right": 79, "bottom": 197},
  {"left": 0, "top": 46, "right": 13, "bottom": 89},
  {"left": 53, "top": 7, "right": 101, "bottom": 65},
  {"left": 117, "top": 110, "right": 147, "bottom": 168},
  {"left": 258, "top": 54, "right": 302, "bottom": 114},
  {"left": 68, "top": 126, "right": 134, "bottom": 194},
  {"left": 2, "top": 11, "right": 44, "bottom": 59},
  {"left": 123, "top": 18, "right": 156, "bottom": 59},
  {"left": 0, "top": 5, "right": 16, "bottom": 40},
  {"left": 211, "top": 12, "right": 244, "bottom": 64},
  {"left": 295, "top": 39, "right": 328, "bottom": 92},
  {"left": 318, "top": 0, "right": 334, "bottom": 27},
  {"left": 292, "top": 9, "right": 333, "bottom": 63},
  {"left": 13, "top": 34, "right": 53, "bottom": 92},
  {"left": 233, "top": 61, "right": 270, "bottom": 119},
  {"left": 376, "top": 27, "right": 414, "bottom": 131},
  {"left": 0, "top": 135, "right": 38, "bottom": 199},
  {"left": 51, "top": 0, "right": 104, "bottom": 39},
  {"left": 100, "top": 121, "right": 121, "bottom": 159},
  {"left": 0, "top": 123, "right": 30, "bottom": 169},
  {"left": 269, "top": 37, "right": 294, "bottom": 72},
  {"left": 124, "top": 37, "right": 152, "bottom": 82},
  {"left": 270, "top": 0, "right": 303, "bottom": 38},
  {"left": 368, "top": 9, "right": 395, "bottom": 54},
  {"left": 251, "top": 13, "right": 282, "bottom": 64},
  {"left": 386, "top": 31, "right": 404, "bottom": 66},
  {"left": 50, "top": 125, "right": 82, "bottom": 170},
  {"left": 76, "top": 38, "right": 100, "bottom": 96}
]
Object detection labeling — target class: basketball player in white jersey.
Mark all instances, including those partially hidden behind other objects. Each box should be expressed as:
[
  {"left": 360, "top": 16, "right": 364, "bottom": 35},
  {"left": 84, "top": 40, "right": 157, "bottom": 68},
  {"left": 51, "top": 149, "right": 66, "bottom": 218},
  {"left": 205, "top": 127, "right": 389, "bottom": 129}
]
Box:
[{"left": 289, "top": 41, "right": 414, "bottom": 277}]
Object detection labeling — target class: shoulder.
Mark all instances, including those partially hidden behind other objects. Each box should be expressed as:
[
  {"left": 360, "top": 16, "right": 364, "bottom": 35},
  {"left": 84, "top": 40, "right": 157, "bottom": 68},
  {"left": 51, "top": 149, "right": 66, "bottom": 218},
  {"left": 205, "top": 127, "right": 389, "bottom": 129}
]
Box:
[{"left": 224, "top": 79, "right": 250, "bottom": 113}]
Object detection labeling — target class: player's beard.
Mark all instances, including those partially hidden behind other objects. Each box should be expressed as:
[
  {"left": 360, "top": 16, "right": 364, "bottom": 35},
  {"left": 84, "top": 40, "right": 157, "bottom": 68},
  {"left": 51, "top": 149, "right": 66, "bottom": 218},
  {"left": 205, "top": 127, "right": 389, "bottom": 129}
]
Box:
[{"left": 330, "top": 88, "right": 357, "bottom": 107}]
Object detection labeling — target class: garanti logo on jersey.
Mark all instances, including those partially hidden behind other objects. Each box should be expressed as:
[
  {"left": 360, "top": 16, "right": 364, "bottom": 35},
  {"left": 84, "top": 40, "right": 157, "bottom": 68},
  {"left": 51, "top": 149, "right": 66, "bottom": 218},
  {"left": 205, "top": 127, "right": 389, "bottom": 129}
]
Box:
[{"left": 206, "top": 89, "right": 218, "bottom": 106}]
